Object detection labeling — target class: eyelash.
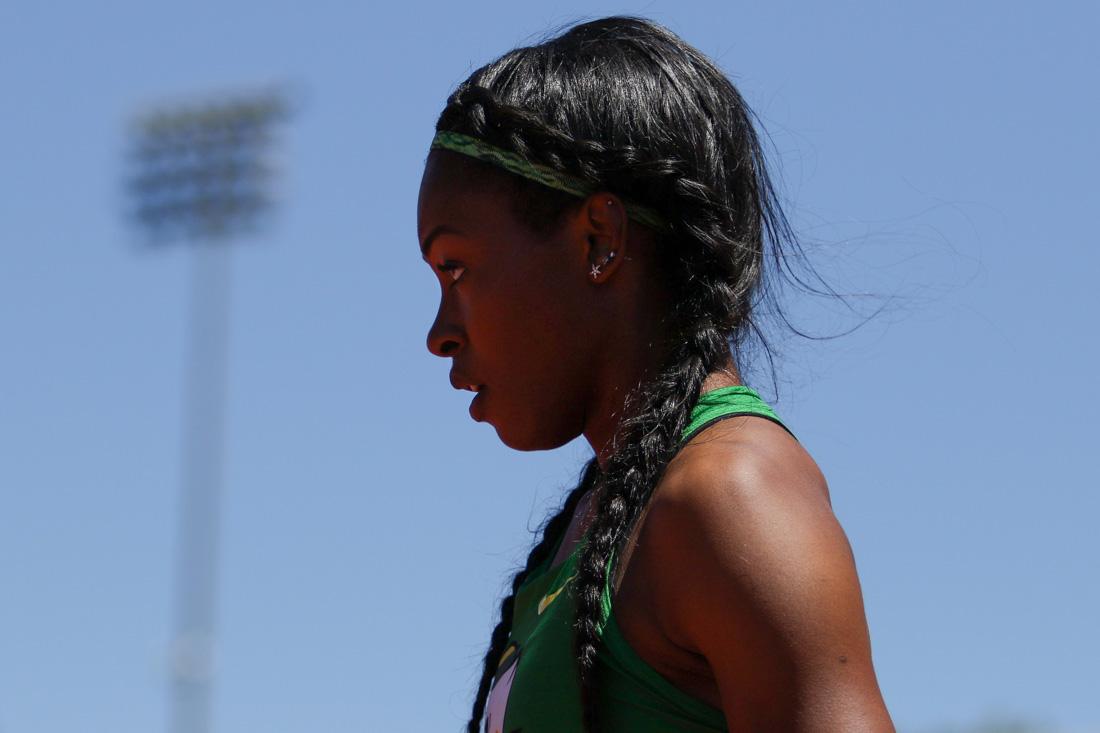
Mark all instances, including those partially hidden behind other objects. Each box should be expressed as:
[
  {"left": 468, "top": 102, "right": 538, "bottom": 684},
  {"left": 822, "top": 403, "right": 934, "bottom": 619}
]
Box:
[{"left": 436, "top": 262, "right": 466, "bottom": 283}]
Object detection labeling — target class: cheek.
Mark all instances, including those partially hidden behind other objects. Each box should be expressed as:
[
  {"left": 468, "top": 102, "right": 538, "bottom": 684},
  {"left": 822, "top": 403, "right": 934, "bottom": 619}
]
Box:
[
  {"left": 483, "top": 269, "right": 581, "bottom": 361},
  {"left": 470, "top": 268, "right": 592, "bottom": 421}
]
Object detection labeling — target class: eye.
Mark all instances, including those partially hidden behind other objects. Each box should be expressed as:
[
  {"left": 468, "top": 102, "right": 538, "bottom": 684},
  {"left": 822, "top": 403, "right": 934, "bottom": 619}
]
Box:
[{"left": 437, "top": 262, "right": 466, "bottom": 283}]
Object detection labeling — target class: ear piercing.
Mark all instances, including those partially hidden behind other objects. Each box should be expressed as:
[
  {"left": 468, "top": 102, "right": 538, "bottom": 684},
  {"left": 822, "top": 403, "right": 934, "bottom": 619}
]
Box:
[
  {"left": 590, "top": 250, "right": 617, "bottom": 279},
  {"left": 590, "top": 200, "right": 617, "bottom": 279}
]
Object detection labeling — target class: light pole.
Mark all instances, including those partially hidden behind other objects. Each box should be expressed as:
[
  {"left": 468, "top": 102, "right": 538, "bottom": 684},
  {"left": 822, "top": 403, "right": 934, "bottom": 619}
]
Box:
[{"left": 126, "top": 91, "right": 287, "bottom": 733}]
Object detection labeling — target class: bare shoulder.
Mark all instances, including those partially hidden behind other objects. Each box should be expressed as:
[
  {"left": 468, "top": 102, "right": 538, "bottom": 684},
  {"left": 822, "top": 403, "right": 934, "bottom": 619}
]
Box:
[
  {"left": 655, "top": 415, "right": 837, "bottom": 573},
  {"left": 649, "top": 416, "right": 846, "bottom": 650},
  {"left": 664, "top": 414, "right": 833, "bottom": 519},
  {"left": 639, "top": 415, "right": 894, "bottom": 731}
]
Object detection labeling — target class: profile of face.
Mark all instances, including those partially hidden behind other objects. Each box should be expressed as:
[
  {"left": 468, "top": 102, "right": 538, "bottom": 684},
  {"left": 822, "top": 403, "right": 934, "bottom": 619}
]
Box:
[{"left": 417, "top": 150, "right": 623, "bottom": 451}]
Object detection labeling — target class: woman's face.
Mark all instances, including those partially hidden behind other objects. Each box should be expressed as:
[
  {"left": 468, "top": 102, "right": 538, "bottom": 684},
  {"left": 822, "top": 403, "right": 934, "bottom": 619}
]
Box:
[{"left": 417, "top": 151, "right": 604, "bottom": 451}]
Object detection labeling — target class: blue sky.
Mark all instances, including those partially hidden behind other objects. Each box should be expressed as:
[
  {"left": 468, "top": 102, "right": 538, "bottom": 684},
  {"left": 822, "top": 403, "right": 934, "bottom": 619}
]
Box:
[{"left": 1, "top": 1, "right": 1097, "bottom": 731}]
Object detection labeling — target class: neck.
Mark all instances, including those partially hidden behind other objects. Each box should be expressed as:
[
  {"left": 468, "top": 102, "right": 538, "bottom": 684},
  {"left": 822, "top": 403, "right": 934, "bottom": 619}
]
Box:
[{"left": 584, "top": 349, "right": 741, "bottom": 470}]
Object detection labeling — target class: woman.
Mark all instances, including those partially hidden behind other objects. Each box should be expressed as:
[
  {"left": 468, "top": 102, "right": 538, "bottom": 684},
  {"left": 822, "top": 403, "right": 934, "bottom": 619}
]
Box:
[{"left": 417, "top": 16, "right": 894, "bottom": 733}]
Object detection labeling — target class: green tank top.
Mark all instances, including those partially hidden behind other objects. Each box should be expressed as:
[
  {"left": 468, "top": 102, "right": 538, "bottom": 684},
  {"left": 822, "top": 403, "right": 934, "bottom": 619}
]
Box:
[{"left": 483, "top": 385, "right": 797, "bottom": 733}]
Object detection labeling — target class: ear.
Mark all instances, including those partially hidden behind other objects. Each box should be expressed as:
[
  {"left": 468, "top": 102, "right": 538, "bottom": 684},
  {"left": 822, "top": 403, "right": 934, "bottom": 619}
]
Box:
[{"left": 572, "top": 191, "right": 628, "bottom": 284}]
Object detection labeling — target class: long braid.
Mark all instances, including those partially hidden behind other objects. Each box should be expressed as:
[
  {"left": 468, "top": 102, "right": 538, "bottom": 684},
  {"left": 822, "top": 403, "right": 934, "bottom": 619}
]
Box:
[
  {"left": 573, "top": 327, "right": 726, "bottom": 731},
  {"left": 435, "top": 17, "right": 845, "bottom": 732},
  {"left": 465, "top": 459, "right": 600, "bottom": 733}
]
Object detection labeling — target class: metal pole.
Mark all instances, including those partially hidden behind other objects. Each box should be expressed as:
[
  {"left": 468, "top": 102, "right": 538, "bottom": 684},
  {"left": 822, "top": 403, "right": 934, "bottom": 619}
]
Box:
[{"left": 170, "top": 239, "right": 232, "bottom": 733}]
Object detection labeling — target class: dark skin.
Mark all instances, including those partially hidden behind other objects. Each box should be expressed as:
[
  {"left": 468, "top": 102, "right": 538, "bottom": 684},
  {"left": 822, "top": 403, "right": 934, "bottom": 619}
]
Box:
[{"left": 419, "top": 150, "right": 895, "bottom": 732}]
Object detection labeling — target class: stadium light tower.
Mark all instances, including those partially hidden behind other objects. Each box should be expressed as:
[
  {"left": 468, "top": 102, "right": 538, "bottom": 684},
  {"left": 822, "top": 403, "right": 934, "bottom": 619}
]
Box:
[{"left": 126, "top": 90, "right": 288, "bottom": 733}]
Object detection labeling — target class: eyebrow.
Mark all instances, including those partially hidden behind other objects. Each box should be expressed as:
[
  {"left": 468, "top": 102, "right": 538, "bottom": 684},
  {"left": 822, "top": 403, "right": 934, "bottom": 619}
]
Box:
[{"left": 419, "top": 224, "right": 464, "bottom": 259}]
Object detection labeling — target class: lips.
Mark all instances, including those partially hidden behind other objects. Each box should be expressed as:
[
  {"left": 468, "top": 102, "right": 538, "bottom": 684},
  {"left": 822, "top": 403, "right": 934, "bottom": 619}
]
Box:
[
  {"left": 468, "top": 388, "right": 487, "bottom": 422},
  {"left": 450, "top": 370, "right": 486, "bottom": 421},
  {"left": 449, "top": 370, "right": 483, "bottom": 393}
]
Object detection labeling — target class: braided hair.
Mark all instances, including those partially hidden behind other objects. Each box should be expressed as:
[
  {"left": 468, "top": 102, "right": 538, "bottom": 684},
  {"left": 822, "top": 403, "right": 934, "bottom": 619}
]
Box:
[{"left": 436, "top": 16, "right": 840, "bottom": 732}]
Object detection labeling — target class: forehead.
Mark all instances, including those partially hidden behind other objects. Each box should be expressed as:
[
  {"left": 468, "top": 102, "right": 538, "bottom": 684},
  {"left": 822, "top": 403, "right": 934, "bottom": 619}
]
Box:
[
  {"left": 415, "top": 149, "right": 545, "bottom": 258},
  {"left": 417, "top": 151, "right": 509, "bottom": 237}
]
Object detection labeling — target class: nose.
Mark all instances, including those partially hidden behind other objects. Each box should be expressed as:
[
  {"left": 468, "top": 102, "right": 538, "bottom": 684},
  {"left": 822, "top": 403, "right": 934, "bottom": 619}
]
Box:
[{"left": 426, "top": 300, "right": 465, "bottom": 358}]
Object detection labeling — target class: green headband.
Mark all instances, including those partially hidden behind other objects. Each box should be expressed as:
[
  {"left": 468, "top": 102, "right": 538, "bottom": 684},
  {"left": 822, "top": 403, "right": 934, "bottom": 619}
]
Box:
[{"left": 430, "top": 130, "right": 667, "bottom": 231}]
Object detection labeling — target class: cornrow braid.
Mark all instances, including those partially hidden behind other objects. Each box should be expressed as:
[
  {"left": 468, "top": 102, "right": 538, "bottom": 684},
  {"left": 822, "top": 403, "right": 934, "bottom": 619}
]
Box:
[{"left": 465, "top": 459, "right": 600, "bottom": 733}]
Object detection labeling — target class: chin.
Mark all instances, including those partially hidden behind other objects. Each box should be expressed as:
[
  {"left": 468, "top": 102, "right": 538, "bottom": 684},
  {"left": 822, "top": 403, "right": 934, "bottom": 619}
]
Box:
[{"left": 490, "top": 417, "right": 578, "bottom": 453}]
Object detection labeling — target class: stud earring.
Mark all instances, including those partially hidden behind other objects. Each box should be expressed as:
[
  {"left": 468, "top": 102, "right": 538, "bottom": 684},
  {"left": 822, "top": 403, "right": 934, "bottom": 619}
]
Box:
[{"left": 590, "top": 250, "right": 617, "bottom": 279}]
